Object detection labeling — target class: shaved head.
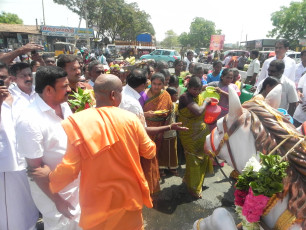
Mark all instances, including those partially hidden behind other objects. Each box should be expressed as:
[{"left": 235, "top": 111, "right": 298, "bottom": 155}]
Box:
[{"left": 94, "top": 74, "right": 122, "bottom": 107}]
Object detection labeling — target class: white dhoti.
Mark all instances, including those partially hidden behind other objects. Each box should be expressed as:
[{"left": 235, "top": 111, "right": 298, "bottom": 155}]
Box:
[
  {"left": 28, "top": 179, "right": 81, "bottom": 230},
  {"left": 0, "top": 170, "right": 39, "bottom": 230}
]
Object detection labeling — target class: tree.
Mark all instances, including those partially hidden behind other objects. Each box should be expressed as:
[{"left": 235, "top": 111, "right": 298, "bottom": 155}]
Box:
[
  {"left": 268, "top": 0, "right": 306, "bottom": 49},
  {"left": 53, "top": 0, "right": 155, "bottom": 42},
  {"left": 160, "top": 30, "right": 179, "bottom": 49},
  {"left": 178, "top": 17, "right": 221, "bottom": 49},
  {"left": 0, "top": 12, "right": 23, "bottom": 24}
]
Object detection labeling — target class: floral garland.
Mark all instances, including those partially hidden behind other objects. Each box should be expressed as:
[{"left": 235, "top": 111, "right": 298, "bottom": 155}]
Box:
[{"left": 234, "top": 153, "right": 288, "bottom": 229}]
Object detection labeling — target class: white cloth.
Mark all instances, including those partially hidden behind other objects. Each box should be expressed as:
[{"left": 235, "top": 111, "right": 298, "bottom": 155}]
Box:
[
  {"left": 255, "top": 75, "right": 298, "bottom": 110},
  {"left": 99, "top": 55, "right": 108, "bottom": 66},
  {"left": 119, "top": 84, "right": 143, "bottom": 116},
  {"left": 223, "top": 56, "right": 232, "bottom": 66},
  {"left": 0, "top": 85, "right": 36, "bottom": 172},
  {"left": 0, "top": 171, "right": 39, "bottom": 230},
  {"left": 246, "top": 58, "right": 260, "bottom": 76},
  {"left": 183, "top": 57, "right": 196, "bottom": 71},
  {"left": 16, "top": 94, "right": 81, "bottom": 230},
  {"left": 256, "top": 56, "right": 296, "bottom": 86},
  {"left": 9, "top": 84, "right": 36, "bottom": 123},
  {"left": 295, "top": 62, "right": 306, "bottom": 86},
  {"left": 0, "top": 86, "right": 38, "bottom": 229},
  {"left": 293, "top": 73, "right": 306, "bottom": 123},
  {"left": 88, "top": 79, "right": 94, "bottom": 87},
  {"left": 119, "top": 84, "right": 146, "bottom": 127}
]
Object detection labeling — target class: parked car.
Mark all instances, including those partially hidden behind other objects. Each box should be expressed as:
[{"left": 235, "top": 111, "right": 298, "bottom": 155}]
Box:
[
  {"left": 224, "top": 50, "right": 249, "bottom": 58},
  {"left": 287, "top": 51, "right": 301, "bottom": 63},
  {"left": 139, "top": 49, "right": 181, "bottom": 67}
]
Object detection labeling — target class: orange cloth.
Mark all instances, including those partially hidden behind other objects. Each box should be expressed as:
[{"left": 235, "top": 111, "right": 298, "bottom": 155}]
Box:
[
  {"left": 142, "top": 90, "right": 172, "bottom": 194},
  {"left": 86, "top": 209, "right": 143, "bottom": 230},
  {"left": 49, "top": 107, "right": 156, "bottom": 230}
]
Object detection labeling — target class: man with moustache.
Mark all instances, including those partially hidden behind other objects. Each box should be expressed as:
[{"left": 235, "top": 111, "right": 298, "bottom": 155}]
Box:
[
  {"left": 57, "top": 54, "right": 93, "bottom": 112},
  {"left": 0, "top": 62, "right": 39, "bottom": 229},
  {"left": 16, "top": 66, "right": 81, "bottom": 229}
]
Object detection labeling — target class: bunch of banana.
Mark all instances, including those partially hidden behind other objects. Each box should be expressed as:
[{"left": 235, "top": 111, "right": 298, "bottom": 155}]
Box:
[{"left": 125, "top": 56, "right": 136, "bottom": 65}]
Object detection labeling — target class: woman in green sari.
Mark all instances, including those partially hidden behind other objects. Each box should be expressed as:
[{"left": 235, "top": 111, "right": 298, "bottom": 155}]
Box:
[{"left": 178, "top": 76, "right": 213, "bottom": 199}]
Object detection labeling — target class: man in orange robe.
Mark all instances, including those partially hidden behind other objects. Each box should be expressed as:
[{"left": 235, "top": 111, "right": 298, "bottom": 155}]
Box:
[{"left": 29, "top": 74, "right": 156, "bottom": 230}]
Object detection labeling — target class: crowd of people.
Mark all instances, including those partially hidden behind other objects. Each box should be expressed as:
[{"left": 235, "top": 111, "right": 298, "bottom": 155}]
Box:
[{"left": 0, "top": 38, "right": 305, "bottom": 230}]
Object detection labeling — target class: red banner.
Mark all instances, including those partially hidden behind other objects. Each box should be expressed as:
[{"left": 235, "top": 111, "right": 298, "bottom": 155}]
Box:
[{"left": 209, "top": 35, "right": 225, "bottom": 51}]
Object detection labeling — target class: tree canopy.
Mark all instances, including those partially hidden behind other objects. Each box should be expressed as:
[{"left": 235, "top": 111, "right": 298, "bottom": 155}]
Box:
[
  {"left": 0, "top": 11, "right": 23, "bottom": 24},
  {"left": 178, "top": 17, "right": 221, "bottom": 49},
  {"left": 53, "top": 0, "right": 155, "bottom": 42},
  {"left": 268, "top": 0, "right": 306, "bottom": 49},
  {"left": 160, "top": 30, "right": 179, "bottom": 49}
]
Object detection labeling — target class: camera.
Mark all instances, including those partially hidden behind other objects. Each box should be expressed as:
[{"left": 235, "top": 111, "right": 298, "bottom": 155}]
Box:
[{"left": 0, "top": 79, "right": 4, "bottom": 86}]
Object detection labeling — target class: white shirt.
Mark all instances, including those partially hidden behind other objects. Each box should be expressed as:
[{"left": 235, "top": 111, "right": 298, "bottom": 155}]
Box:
[
  {"left": 255, "top": 75, "right": 298, "bottom": 110},
  {"left": 256, "top": 56, "right": 296, "bottom": 86},
  {"left": 0, "top": 86, "right": 36, "bottom": 172},
  {"left": 15, "top": 94, "right": 81, "bottom": 225},
  {"left": 183, "top": 57, "right": 196, "bottom": 71},
  {"left": 10, "top": 85, "right": 36, "bottom": 123},
  {"left": 246, "top": 58, "right": 260, "bottom": 76},
  {"left": 119, "top": 84, "right": 143, "bottom": 116},
  {"left": 295, "top": 62, "right": 306, "bottom": 85},
  {"left": 293, "top": 73, "right": 306, "bottom": 123},
  {"left": 223, "top": 56, "right": 232, "bottom": 66}
]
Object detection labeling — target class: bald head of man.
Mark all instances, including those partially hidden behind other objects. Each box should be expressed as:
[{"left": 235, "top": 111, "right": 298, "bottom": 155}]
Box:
[{"left": 94, "top": 74, "right": 123, "bottom": 107}]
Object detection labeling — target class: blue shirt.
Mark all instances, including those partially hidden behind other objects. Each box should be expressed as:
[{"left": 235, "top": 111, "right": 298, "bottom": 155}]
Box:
[{"left": 207, "top": 70, "right": 223, "bottom": 83}]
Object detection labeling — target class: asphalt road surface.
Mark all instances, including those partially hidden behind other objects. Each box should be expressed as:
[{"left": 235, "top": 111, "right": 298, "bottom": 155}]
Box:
[{"left": 142, "top": 163, "right": 238, "bottom": 230}]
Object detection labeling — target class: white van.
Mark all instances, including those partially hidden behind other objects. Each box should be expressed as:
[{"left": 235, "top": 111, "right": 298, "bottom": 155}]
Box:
[{"left": 286, "top": 51, "right": 301, "bottom": 63}]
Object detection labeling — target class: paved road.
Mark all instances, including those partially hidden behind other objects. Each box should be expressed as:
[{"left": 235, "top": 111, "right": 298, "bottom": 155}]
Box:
[{"left": 142, "top": 163, "right": 238, "bottom": 230}]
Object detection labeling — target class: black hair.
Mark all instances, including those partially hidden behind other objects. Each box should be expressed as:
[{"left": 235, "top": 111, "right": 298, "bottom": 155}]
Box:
[
  {"left": 159, "top": 69, "right": 171, "bottom": 78},
  {"left": 221, "top": 68, "right": 234, "bottom": 78},
  {"left": 166, "top": 87, "right": 177, "bottom": 96},
  {"left": 213, "top": 60, "right": 222, "bottom": 67},
  {"left": 154, "top": 60, "right": 168, "bottom": 71},
  {"left": 127, "top": 68, "right": 147, "bottom": 88},
  {"left": 42, "top": 53, "right": 55, "bottom": 60},
  {"left": 188, "top": 76, "right": 202, "bottom": 88},
  {"left": 9, "top": 62, "right": 31, "bottom": 76},
  {"left": 186, "top": 50, "right": 193, "bottom": 56},
  {"left": 169, "top": 75, "right": 179, "bottom": 86},
  {"left": 35, "top": 66, "right": 67, "bottom": 94},
  {"left": 301, "top": 50, "right": 306, "bottom": 56},
  {"left": 194, "top": 63, "right": 205, "bottom": 74},
  {"left": 57, "top": 54, "right": 79, "bottom": 68},
  {"left": 259, "top": 77, "right": 280, "bottom": 94},
  {"left": 88, "top": 60, "right": 102, "bottom": 72},
  {"left": 173, "top": 59, "right": 183, "bottom": 68},
  {"left": 269, "top": 59, "right": 285, "bottom": 72},
  {"left": 30, "top": 60, "right": 39, "bottom": 68},
  {"left": 251, "top": 49, "right": 259, "bottom": 58},
  {"left": 275, "top": 39, "right": 289, "bottom": 48},
  {"left": 151, "top": 72, "right": 165, "bottom": 84}
]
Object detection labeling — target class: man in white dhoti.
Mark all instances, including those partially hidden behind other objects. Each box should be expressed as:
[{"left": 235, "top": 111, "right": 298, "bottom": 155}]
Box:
[{"left": 0, "top": 62, "right": 39, "bottom": 230}]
